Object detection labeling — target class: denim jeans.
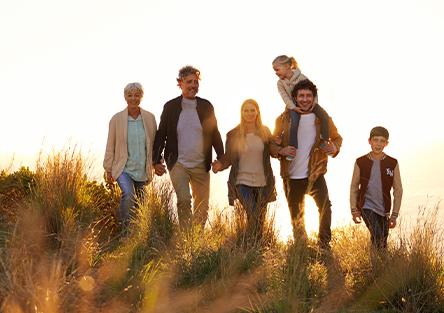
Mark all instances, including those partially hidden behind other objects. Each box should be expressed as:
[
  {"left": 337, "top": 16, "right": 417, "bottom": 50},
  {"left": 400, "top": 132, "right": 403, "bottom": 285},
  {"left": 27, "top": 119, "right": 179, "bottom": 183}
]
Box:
[
  {"left": 283, "top": 175, "right": 332, "bottom": 247},
  {"left": 289, "top": 110, "right": 300, "bottom": 149},
  {"left": 288, "top": 105, "right": 330, "bottom": 149},
  {"left": 236, "top": 184, "right": 267, "bottom": 231},
  {"left": 116, "top": 171, "right": 148, "bottom": 239},
  {"left": 362, "top": 209, "right": 389, "bottom": 250}
]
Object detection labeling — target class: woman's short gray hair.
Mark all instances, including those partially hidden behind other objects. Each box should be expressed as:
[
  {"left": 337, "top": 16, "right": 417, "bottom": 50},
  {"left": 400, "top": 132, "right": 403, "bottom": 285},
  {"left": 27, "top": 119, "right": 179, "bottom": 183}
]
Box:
[
  {"left": 124, "top": 82, "right": 144, "bottom": 97},
  {"left": 176, "top": 65, "right": 201, "bottom": 84}
]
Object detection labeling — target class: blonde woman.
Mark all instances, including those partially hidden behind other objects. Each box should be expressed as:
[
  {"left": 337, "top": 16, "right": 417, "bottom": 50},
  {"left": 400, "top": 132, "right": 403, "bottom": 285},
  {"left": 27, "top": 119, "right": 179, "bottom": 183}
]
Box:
[
  {"left": 212, "top": 99, "right": 276, "bottom": 230},
  {"left": 104, "top": 82, "right": 157, "bottom": 241}
]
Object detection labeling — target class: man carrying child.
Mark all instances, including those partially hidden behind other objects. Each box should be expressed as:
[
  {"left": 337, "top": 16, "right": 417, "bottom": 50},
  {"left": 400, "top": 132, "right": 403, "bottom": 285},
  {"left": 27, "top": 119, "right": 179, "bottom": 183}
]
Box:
[
  {"left": 270, "top": 79, "right": 343, "bottom": 250},
  {"left": 350, "top": 126, "right": 403, "bottom": 250}
]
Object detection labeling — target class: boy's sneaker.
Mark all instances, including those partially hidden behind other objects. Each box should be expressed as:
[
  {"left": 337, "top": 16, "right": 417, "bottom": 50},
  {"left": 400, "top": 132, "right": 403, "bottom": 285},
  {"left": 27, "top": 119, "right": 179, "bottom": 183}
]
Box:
[{"left": 286, "top": 156, "right": 294, "bottom": 161}]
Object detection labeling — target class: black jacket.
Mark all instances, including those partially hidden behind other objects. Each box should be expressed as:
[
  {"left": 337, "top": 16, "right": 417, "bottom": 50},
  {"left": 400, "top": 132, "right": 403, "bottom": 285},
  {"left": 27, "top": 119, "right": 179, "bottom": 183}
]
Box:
[{"left": 153, "top": 95, "right": 224, "bottom": 172}]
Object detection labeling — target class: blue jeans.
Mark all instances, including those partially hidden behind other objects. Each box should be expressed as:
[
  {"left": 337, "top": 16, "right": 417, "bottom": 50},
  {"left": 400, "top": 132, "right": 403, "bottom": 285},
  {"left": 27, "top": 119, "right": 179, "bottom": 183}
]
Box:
[
  {"left": 236, "top": 184, "right": 267, "bottom": 229},
  {"left": 362, "top": 209, "right": 389, "bottom": 250},
  {"left": 116, "top": 172, "right": 148, "bottom": 239},
  {"left": 289, "top": 105, "right": 330, "bottom": 149}
]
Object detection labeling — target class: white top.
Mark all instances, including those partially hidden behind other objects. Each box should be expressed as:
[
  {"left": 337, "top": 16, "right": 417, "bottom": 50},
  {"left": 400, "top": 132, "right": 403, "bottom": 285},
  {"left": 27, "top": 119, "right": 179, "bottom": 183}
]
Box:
[
  {"left": 236, "top": 133, "right": 266, "bottom": 187},
  {"left": 177, "top": 98, "right": 205, "bottom": 167},
  {"left": 289, "top": 114, "right": 317, "bottom": 179}
]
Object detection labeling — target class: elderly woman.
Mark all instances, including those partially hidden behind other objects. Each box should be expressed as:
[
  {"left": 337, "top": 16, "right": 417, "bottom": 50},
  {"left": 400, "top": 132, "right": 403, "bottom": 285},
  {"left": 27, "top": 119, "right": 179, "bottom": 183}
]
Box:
[
  {"left": 104, "top": 82, "right": 157, "bottom": 241},
  {"left": 212, "top": 99, "right": 276, "bottom": 233}
]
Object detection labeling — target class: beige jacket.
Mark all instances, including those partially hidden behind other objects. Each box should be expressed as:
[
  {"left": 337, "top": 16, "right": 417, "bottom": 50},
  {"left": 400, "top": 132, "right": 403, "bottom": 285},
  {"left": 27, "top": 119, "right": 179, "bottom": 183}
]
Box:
[
  {"left": 277, "top": 68, "right": 319, "bottom": 110},
  {"left": 104, "top": 107, "right": 157, "bottom": 182}
]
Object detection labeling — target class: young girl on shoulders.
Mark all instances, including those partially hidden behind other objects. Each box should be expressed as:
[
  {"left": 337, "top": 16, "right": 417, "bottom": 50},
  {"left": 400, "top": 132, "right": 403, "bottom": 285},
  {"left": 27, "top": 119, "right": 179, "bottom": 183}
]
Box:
[{"left": 272, "top": 55, "right": 330, "bottom": 160}]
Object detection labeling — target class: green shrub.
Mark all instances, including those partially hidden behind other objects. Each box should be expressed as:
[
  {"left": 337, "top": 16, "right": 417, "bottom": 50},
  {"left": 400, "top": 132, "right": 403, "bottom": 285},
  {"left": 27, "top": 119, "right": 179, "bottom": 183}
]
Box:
[{"left": 0, "top": 166, "right": 35, "bottom": 225}]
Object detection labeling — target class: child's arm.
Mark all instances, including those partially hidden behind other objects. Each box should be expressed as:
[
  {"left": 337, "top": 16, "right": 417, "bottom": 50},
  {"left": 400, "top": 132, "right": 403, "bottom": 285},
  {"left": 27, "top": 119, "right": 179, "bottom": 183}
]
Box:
[
  {"left": 277, "top": 80, "right": 298, "bottom": 110},
  {"left": 350, "top": 161, "right": 362, "bottom": 223},
  {"left": 390, "top": 163, "right": 403, "bottom": 228},
  {"left": 312, "top": 104, "right": 330, "bottom": 142}
]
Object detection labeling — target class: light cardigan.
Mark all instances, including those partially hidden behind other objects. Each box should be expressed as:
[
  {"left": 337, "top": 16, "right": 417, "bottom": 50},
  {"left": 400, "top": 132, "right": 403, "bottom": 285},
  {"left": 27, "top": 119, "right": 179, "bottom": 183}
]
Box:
[
  {"left": 104, "top": 107, "right": 157, "bottom": 182},
  {"left": 277, "top": 68, "right": 319, "bottom": 110}
]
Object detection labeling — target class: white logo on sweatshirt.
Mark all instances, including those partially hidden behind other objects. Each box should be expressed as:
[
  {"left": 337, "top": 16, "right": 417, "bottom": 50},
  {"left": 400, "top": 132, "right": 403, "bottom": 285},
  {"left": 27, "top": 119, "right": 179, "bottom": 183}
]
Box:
[{"left": 386, "top": 168, "right": 394, "bottom": 177}]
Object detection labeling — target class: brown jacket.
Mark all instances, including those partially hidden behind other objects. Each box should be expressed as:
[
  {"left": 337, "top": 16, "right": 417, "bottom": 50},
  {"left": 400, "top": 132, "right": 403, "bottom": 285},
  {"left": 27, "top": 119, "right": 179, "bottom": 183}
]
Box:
[
  {"left": 269, "top": 111, "right": 343, "bottom": 184},
  {"left": 350, "top": 153, "right": 403, "bottom": 217}
]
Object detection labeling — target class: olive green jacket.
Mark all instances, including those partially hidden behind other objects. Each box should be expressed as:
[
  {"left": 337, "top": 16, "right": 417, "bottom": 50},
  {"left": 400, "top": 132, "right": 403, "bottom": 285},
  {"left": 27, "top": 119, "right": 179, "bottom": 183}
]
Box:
[{"left": 219, "top": 125, "right": 277, "bottom": 206}]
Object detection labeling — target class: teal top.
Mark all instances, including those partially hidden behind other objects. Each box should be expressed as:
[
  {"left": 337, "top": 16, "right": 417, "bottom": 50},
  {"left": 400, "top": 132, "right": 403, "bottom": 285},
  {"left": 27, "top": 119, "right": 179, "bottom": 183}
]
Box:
[{"left": 124, "top": 115, "right": 147, "bottom": 182}]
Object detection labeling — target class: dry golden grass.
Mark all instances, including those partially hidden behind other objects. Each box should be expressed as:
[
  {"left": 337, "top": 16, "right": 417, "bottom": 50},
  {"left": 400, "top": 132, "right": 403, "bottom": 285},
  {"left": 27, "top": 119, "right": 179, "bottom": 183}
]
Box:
[{"left": 0, "top": 146, "right": 443, "bottom": 312}]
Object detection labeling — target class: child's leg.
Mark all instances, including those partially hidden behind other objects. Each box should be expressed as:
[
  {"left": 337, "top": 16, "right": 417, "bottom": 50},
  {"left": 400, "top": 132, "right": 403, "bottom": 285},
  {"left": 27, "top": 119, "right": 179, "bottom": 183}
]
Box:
[
  {"left": 362, "top": 209, "right": 387, "bottom": 250},
  {"left": 289, "top": 109, "right": 300, "bottom": 149},
  {"left": 312, "top": 104, "right": 330, "bottom": 142}
]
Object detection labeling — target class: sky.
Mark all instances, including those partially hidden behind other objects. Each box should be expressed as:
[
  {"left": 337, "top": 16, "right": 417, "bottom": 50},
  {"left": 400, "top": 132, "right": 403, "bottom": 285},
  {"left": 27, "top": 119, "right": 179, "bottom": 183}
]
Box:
[{"left": 1, "top": 0, "right": 443, "bottom": 237}]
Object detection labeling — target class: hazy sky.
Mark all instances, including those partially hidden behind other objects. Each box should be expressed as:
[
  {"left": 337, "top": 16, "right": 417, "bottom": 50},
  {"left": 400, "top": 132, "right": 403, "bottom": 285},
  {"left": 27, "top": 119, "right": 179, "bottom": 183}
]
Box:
[{"left": 1, "top": 0, "right": 443, "bottom": 236}]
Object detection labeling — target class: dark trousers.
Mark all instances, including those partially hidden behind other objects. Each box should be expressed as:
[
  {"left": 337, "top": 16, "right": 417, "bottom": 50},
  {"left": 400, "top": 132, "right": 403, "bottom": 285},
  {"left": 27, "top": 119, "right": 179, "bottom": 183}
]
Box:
[
  {"left": 362, "top": 209, "right": 389, "bottom": 250},
  {"left": 284, "top": 175, "right": 332, "bottom": 246}
]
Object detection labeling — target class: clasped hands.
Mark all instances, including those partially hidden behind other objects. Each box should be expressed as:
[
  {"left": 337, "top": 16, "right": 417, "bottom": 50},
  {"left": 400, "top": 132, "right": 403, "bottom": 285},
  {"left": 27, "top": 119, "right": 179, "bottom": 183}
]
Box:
[
  {"left": 211, "top": 160, "right": 222, "bottom": 174},
  {"left": 154, "top": 163, "right": 167, "bottom": 176}
]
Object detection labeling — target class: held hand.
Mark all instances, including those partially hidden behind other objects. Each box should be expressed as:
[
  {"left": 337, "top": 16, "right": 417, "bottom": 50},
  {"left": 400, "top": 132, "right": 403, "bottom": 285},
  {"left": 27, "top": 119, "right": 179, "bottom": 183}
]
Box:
[
  {"left": 389, "top": 217, "right": 397, "bottom": 228},
  {"left": 211, "top": 160, "right": 222, "bottom": 174},
  {"left": 274, "top": 136, "right": 282, "bottom": 145},
  {"left": 293, "top": 107, "right": 304, "bottom": 114},
  {"left": 106, "top": 172, "right": 114, "bottom": 185},
  {"left": 296, "top": 105, "right": 314, "bottom": 114},
  {"left": 154, "top": 164, "right": 166, "bottom": 176},
  {"left": 278, "top": 146, "right": 296, "bottom": 157},
  {"left": 321, "top": 141, "right": 337, "bottom": 156},
  {"left": 352, "top": 213, "right": 362, "bottom": 224}
]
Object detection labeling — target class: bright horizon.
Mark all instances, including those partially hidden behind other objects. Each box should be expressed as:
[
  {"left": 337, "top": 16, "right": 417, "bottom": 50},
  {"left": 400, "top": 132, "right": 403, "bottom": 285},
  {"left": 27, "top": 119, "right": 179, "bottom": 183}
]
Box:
[{"left": 1, "top": 0, "right": 443, "bottom": 238}]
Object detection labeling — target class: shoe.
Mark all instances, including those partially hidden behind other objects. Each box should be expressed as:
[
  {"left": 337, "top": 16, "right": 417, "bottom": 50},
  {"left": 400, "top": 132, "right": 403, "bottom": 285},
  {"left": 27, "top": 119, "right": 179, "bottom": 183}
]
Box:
[{"left": 286, "top": 156, "right": 294, "bottom": 161}]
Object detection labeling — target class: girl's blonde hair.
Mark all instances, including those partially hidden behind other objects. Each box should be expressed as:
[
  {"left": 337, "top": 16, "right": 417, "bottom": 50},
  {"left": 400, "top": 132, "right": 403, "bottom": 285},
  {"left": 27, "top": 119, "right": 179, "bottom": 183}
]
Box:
[
  {"left": 236, "top": 99, "right": 270, "bottom": 153},
  {"left": 272, "top": 55, "right": 299, "bottom": 69}
]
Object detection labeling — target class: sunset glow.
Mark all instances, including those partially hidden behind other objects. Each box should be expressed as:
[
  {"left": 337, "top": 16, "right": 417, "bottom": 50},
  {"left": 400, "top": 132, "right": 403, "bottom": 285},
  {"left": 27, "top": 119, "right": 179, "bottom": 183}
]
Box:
[{"left": 1, "top": 0, "right": 443, "bottom": 239}]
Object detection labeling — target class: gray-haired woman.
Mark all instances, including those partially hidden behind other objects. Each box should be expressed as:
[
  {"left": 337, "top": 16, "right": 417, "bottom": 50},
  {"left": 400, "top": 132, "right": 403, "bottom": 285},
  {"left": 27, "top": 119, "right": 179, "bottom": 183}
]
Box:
[{"left": 104, "top": 83, "right": 157, "bottom": 241}]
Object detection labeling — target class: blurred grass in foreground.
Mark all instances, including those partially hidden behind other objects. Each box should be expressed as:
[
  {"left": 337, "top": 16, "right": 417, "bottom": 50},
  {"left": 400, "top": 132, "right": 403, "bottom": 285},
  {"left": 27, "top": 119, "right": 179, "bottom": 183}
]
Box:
[{"left": 0, "top": 145, "right": 443, "bottom": 312}]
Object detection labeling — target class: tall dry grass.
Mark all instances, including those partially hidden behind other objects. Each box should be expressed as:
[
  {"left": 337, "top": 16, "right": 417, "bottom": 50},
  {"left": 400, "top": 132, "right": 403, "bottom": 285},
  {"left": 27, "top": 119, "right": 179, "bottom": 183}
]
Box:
[{"left": 0, "top": 146, "right": 443, "bottom": 312}]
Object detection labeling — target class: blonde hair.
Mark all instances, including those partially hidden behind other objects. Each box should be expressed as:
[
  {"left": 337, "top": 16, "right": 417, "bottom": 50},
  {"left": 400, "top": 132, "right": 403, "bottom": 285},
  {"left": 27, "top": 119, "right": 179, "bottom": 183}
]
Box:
[
  {"left": 236, "top": 99, "right": 270, "bottom": 153},
  {"left": 272, "top": 55, "right": 299, "bottom": 69}
]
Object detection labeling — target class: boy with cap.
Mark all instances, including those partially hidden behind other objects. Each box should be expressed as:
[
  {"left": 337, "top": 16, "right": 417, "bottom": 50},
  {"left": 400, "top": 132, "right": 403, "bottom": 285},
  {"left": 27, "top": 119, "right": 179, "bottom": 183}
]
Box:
[{"left": 350, "top": 126, "right": 403, "bottom": 250}]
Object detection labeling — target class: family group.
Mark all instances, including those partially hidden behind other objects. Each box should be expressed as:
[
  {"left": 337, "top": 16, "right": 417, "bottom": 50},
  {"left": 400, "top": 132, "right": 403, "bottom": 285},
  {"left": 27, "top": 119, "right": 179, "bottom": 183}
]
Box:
[{"left": 103, "top": 55, "right": 403, "bottom": 251}]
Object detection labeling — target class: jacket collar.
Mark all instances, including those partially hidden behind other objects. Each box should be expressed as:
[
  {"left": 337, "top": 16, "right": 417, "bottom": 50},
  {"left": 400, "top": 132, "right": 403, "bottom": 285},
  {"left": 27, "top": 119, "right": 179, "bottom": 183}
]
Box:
[{"left": 366, "top": 152, "right": 387, "bottom": 161}]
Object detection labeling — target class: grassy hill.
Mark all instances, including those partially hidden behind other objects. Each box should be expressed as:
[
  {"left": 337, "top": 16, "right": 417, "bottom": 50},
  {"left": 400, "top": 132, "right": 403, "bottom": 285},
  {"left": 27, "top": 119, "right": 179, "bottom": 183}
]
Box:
[{"left": 0, "top": 146, "right": 443, "bottom": 312}]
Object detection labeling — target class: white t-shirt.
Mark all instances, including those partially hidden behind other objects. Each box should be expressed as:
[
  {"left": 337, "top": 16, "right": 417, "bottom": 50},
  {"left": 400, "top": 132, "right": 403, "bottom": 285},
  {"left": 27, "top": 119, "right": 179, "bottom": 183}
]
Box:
[{"left": 289, "top": 114, "right": 316, "bottom": 179}]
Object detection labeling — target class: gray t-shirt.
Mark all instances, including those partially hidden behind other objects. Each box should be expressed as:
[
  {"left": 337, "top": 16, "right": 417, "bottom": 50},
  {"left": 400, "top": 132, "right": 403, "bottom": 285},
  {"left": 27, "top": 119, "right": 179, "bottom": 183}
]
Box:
[
  {"left": 362, "top": 159, "right": 386, "bottom": 216},
  {"left": 177, "top": 98, "right": 205, "bottom": 167}
]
